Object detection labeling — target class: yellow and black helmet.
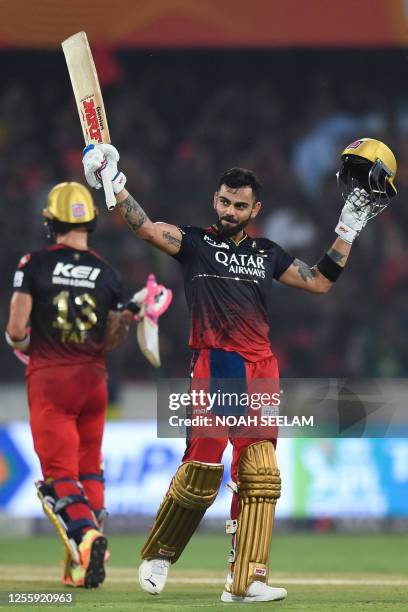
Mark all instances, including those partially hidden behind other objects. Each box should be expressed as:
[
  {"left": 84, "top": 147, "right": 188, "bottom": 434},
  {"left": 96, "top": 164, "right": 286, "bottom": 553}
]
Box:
[
  {"left": 43, "top": 182, "right": 97, "bottom": 236},
  {"left": 339, "top": 138, "right": 397, "bottom": 198},
  {"left": 338, "top": 138, "right": 397, "bottom": 219}
]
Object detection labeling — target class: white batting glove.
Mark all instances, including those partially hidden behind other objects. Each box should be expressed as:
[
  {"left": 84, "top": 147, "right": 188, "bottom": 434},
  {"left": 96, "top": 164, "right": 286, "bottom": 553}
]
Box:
[
  {"left": 335, "top": 187, "right": 371, "bottom": 244},
  {"left": 124, "top": 284, "right": 172, "bottom": 319},
  {"left": 123, "top": 288, "right": 148, "bottom": 318},
  {"left": 82, "top": 143, "right": 127, "bottom": 194}
]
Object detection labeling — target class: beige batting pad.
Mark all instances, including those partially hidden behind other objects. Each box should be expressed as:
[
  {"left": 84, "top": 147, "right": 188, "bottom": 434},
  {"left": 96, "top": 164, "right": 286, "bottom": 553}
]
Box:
[
  {"left": 232, "top": 441, "right": 281, "bottom": 597},
  {"left": 141, "top": 461, "right": 224, "bottom": 563}
]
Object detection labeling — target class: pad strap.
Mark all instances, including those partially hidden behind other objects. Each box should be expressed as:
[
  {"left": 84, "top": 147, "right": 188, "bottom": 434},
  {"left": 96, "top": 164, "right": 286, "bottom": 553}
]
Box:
[
  {"left": 66, "top": 519, "right": 95, "bottom": 539},
  {"left": 54, "top": 494, "right": 90, "bottom": 514},
  {"left": 79, "top": 473, "right": 105, "bottom": 482},
  {"left": 36, "top": 481, "right": 80, "bottom": 565},
  {"left": 94, "top": 508, "right": 108, "bottom": 531},
  {"left": 36, "top": 479, "right": 98, "bottom": 561}
]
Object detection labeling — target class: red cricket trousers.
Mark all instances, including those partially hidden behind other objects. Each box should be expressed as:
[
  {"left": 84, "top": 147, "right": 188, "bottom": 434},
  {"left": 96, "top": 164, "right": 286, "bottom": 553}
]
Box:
[
  {"left": 182, "top": 348, "right": 279, "bottom": 519},
  {"left": 27, "top": 363, "right": 107, "bottom": 533}
]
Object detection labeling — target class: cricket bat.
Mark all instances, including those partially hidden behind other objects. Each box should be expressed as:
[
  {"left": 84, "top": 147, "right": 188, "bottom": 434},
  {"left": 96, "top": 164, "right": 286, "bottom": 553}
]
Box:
[
  {"left": 137, "top": 314, "right": 161, "bottom": 368},
  {"left": 135, "top": 274, "right": 173, "bottom": 368},
  {"left": 61, "top": 31, "right": 116, "bottom": 210}
]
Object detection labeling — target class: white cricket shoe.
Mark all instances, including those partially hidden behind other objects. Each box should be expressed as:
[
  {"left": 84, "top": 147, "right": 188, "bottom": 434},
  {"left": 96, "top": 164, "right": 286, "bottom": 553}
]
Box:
[
  {"left": 138, "top": 558, "right": 170, "bottom": 594},
  {"left": 221, "top": 572, "right": 287, "bottom": 603}
]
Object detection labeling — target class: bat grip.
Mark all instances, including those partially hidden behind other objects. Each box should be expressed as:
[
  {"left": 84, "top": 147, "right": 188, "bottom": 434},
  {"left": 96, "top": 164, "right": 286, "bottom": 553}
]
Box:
[{"left": 100, "top": 166, "right": 116, "bottom": 210}]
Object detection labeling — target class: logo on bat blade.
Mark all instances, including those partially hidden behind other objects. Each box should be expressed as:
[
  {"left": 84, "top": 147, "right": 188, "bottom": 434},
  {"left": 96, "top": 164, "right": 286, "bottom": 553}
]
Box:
[{"left": 82, "top": 97, "right": 102, "bottom": 142}]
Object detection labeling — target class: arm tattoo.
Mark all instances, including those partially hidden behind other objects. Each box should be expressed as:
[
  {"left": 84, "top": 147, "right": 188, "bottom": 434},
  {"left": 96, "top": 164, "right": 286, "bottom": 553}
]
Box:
[
  {"left": 293, "top": 258, "right": 317, "bottom": 282},
  {"left": 327, "top": 248, "right": 346, "bottom": 265},
  {"left": 117, "top": 195, "right": 147, "bottom": 233},
  {"left": 162, "top": 231, "right": 181, "bottom": 247}
]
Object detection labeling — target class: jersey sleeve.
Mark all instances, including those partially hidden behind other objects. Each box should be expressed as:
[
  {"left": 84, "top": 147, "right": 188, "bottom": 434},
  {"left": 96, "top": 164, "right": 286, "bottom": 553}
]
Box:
[
  {"left": 12, "top": 253, "right": 34, "bottom": 294},
  {"left": 109, "top": 268, "right": 124, "bottom": 311},
  {"left": 273, "top": 244, "right": 295, "bottom": 280},
  {"left": 170, "top": 225, "right": 197, "bottom": 263}
]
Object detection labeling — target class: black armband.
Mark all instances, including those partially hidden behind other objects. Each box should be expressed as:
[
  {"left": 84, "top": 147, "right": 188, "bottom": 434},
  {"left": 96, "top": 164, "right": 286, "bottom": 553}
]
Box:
[{"left": 316, "top": 253, "right": 344, "bottom": 282}]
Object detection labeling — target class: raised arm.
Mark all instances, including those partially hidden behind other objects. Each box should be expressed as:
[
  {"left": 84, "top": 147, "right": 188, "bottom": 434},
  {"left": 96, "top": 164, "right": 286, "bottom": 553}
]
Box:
[
  {"left": 115, "top": 188, "right": 182, "bottom": 255},
  {"left": 82, "top": 144, "right": 182, "bottom": 256},
  {"left": 278, "top": 187, "right": 373, "bottom": 294},
  {"left": 279, "top": 238, "right": 351, "bottom": 294}
]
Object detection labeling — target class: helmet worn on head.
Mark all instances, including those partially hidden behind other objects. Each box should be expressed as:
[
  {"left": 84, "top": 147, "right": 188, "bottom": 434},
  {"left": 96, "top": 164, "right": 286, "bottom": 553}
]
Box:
[
  {"left": 43, "top": 182, "right": 97, "bottom": 236},
  {"left": 44, "top": 182, "right": 96, "bottom": 223},
  {"left": 338, "top": 138, "right": 397, "bottom": 219}
]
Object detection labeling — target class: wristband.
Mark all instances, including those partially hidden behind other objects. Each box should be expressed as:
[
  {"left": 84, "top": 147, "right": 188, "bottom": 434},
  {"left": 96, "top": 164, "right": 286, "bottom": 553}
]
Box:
[
  {"left": 123, "top": 300, "right": 141, "bottom": 316},
  {"left": 5, "top": 330, "right": 30, "bottom": 351},
  {"left": 316, "top": 254, "right": 343, "bottom": 282},
  {"left": 112, "top": 171, "right": 127, "bottom": 195}
]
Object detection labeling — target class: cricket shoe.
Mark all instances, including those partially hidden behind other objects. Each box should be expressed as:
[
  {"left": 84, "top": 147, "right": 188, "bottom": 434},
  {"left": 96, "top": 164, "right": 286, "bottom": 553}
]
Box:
[
  {"left": 139, "top": 558, "right": 170, "bottom": 594},
  {"left": 221, "top": 572, "right": 287, "bottom": 603},
  {"left": 62, "top": 563, "right": 86, "bottom": 588},
  {"left": 63, "top": 529, "right": 107, "bottom": 588},
  {"left": 62, "top": 545, "right": 111, "bottom": 587}
]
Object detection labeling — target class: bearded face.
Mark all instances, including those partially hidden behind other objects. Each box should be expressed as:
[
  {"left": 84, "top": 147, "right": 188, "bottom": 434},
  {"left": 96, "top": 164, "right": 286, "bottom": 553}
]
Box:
[
  {"left": 214, "top": 213, "right": 252, "bottom": 238},
  {"left": 213, "top": 185, "right": 261, "bottom": 239}
]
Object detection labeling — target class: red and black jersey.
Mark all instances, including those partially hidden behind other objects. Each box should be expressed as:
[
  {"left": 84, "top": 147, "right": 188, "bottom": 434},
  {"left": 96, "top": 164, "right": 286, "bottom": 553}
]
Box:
[
  {"left": 172, "top": 226, "right": 294, "bottom": 362},
  {"left": 12, "top": 245, "right": 122, "bottom": 372}
]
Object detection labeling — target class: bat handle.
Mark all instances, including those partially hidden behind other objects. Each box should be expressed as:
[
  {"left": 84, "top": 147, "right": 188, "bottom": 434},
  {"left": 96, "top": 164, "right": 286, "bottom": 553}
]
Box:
[{"left": 100, "top": 165, "right": 116, "bottom": 211}]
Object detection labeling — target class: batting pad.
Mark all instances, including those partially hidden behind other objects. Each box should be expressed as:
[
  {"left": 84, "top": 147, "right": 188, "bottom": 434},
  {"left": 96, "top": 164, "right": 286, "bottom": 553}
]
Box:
[
  {"left": 141, "top": 461, "right": 224, "bottom": 563},
  {"left": 36, "top": 483, "right": 80, "bottom": 566},
  {"left": 232, "top": 441, "right": 281, "bottom": 597}
]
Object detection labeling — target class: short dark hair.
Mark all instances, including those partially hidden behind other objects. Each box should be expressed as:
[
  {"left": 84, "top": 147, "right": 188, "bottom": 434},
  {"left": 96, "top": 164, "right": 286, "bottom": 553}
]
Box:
[{"left": 217, "top": 167, "right": 262, "bottom": 201}]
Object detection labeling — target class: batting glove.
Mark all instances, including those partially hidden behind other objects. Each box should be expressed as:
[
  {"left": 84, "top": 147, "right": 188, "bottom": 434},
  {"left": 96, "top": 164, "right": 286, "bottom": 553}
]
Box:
[
  {"left": 82, "top": 143, "right": 127, "bottom": 194},
  {"left": 335, "top": 187, "right": 371, "bottom": 244},
  {"left": 124, "top": 283, "right": 172, "bottom": 320},
  {"left": 124, "top": 287, "right": 148, "bottom": 317}
]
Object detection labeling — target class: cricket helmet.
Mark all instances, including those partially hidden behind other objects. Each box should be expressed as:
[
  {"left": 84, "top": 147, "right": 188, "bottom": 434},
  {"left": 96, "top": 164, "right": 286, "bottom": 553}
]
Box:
[
  {"left": 338, "top": 138, "right": 397, "bottom": 219},
  {"left": 43, "top": 182, "right": 97, "bottom": 235}
]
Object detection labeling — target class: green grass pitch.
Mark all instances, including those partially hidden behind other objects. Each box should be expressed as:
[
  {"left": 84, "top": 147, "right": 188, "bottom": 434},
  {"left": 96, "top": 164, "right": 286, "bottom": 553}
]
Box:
[{"left": 0, "top": 532, "right": 407, "bottom": 610}]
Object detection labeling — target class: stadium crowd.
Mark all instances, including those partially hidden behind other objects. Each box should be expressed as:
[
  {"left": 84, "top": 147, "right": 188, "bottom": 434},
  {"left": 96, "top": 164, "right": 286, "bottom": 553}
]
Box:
[{"left": 2, "top": 49, "right": 408, "bottom": 382}]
